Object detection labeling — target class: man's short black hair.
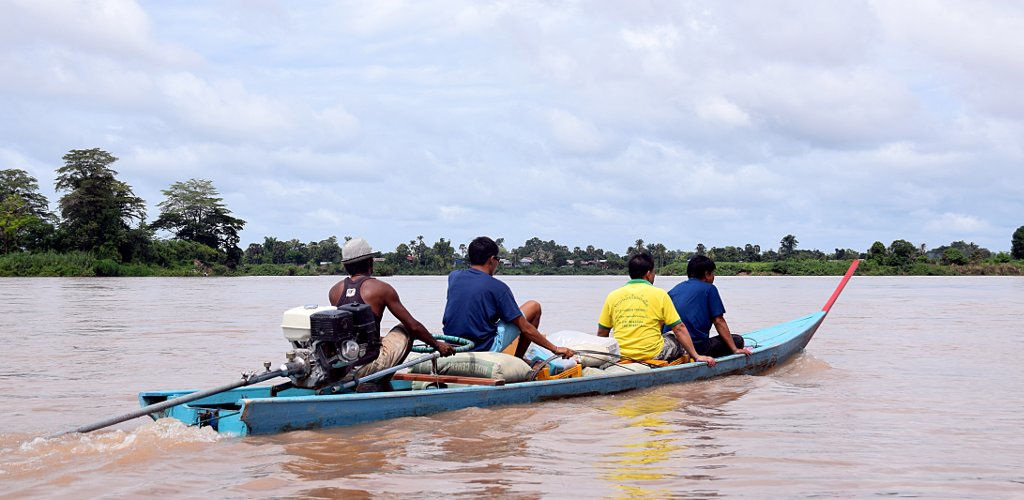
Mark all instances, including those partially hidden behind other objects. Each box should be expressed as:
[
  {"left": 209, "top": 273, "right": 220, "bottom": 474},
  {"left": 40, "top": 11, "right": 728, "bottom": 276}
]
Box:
[
  {"left": 468, "top": 236, "right": 499, "bottom": 265},
  {"left": 344, "top": 258, "right": 372, "bottom": 276},
  {"left": 628, "top": 253, "right": 655, "bottom": 279},
  {"left": 687, "top": 255, "right": 716, "bottom": 279}
]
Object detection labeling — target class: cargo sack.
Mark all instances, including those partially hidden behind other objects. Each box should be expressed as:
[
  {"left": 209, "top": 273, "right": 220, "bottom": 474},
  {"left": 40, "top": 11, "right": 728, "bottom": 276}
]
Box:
[
  {"left": 604, "top": 363, "right": 652, "bottom": 374},
  {"left": 522, "top": 344, "right": 579, "bottom": 375},
  {"left": 581, "top": 363, "right": 652, "bottom": 377},
  {"left": 409, "top": 351, "right": 533, "bottom": 383},
  {"left": 543, "top": 330, "right": 620, "bottom": 368}
]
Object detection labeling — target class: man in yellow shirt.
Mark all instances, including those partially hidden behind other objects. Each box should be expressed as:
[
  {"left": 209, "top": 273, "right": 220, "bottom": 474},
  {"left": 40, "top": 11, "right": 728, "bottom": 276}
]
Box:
[{"left": 597, "top": 253, "right": 716, "bottom": 365}]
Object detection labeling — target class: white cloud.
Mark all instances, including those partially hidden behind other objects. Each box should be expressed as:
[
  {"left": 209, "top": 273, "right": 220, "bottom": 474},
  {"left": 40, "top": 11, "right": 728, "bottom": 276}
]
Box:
[
  {"left": 156, "top": 73, "right": 291, "bottom": 139},
  {"left": 438, "top": 205, "right": 468, "bottom": 221},
  {"left": 545, "top": 109, "right": 604, "bottom": 155},
  {"left": 695, "top": 96, "right": 751, "bottom": 128},
  {"left": 3, "top": 1, "right": 1024, "bottom": 253},
  {"left": 926, "top": 213, "right": 990, "bottom": 233},
  {"left": 0, "top": 0, "right": 198, "bottom": 65},
  {"left": 621, "top": 25, "right": 680, "bottom": 51}
]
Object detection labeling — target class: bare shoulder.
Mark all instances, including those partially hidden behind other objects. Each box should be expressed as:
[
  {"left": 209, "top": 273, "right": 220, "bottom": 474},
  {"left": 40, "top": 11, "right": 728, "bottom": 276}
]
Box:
[
  {"left": 327, "top": 279, "right": 345, "bottom": 305},
  {"left": 366, "top": 277, "right": 399, "bottom": 299}
]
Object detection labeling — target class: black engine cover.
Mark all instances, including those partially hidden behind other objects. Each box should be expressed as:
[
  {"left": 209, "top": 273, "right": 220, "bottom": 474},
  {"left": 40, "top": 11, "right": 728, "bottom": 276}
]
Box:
[
  {"left": 310, "top": 308, "right": 355, "bottom": 342},
  {"left": 307, "top": 304, "right": 381, "bottom": 387}
]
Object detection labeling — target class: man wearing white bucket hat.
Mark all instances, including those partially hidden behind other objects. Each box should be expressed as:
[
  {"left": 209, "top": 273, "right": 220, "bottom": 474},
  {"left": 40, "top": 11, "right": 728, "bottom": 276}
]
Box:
[{"left": 329, "top": 237, "right": 455, "bottom": 391}]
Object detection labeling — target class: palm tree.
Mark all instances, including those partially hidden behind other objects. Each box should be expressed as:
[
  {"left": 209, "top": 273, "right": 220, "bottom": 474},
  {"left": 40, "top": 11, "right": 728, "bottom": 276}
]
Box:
[
  {"left": 648, "top": 242, "right": 667, "bottom": 267},
  {"left": 628, "top": 238, "right": 645, "bottom": 255},
  {"left": 779, "top": 234, "right": 798, "bottom": 258}
]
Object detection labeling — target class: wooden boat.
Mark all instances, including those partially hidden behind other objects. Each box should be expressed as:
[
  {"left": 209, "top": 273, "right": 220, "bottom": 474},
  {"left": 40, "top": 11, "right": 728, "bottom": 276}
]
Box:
[{"left": 140, "top": 261, "right": 858, "bottom": 436}]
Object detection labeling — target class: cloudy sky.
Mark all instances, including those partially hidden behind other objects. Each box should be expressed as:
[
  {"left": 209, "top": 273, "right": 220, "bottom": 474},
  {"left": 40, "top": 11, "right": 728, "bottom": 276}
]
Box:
[{"left": 2, "top": 0, "right": 1022, "bottom": 254}]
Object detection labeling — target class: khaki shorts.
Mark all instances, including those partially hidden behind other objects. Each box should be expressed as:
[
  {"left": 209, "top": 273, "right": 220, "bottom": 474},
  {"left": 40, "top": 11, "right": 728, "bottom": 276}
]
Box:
[{"left": 353, "top": 325, "right": 413, "bottom": 378}]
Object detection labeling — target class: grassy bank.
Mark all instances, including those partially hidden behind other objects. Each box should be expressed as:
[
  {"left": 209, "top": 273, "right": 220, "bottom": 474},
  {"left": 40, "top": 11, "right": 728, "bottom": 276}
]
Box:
[
  {"left": 0, "top": 251, "right": 198, "bottom": 277},
  {"left": 2, "top": 252, "right": 1022, "bottom": 277}
]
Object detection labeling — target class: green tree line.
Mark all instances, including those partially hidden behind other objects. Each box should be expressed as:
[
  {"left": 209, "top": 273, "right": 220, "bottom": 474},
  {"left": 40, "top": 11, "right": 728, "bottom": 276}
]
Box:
[
  {"left": 1, "top": 149, "right": 244, "bottom": 276},
  {"left": 3, "top": 148, "right": 1023, "bottom": 277}
]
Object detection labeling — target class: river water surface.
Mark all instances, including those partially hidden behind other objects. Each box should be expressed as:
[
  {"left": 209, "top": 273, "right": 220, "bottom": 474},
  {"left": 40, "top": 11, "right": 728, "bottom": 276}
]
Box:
[{"left": 1, "top": 275, "right": 1022, "bottom": 498}]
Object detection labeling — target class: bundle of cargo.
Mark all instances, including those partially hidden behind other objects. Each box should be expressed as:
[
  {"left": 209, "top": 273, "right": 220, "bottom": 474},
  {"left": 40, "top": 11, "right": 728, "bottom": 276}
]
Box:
[{"left": 406, "top": 351, "right": 533, "bottom": 388}]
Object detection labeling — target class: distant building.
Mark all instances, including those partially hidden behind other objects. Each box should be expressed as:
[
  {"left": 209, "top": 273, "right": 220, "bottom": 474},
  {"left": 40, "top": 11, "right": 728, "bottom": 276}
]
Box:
[{"left": 519, "top": 257, "right": 534, "bottom": 265}]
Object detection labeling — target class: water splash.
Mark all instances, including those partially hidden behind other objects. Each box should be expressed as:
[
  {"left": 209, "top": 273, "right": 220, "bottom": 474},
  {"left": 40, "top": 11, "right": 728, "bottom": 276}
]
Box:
[{"left": 0, "top": 419, "right": 222, "bottom": 479}]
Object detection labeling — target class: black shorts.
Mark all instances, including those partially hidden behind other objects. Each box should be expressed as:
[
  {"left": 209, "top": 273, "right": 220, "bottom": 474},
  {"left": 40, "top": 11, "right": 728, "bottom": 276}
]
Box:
[{"left": 699, "top": 334, "right": 745, "bottom": 357}]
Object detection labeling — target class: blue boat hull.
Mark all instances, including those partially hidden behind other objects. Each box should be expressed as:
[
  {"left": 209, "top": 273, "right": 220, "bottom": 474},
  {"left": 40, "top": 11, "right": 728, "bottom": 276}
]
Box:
[{"left": 140, "top": 311, "right": 826, "bottom": 436}]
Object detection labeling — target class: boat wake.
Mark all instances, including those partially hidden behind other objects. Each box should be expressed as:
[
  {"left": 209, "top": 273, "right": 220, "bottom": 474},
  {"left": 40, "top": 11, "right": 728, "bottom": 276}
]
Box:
[
  {"left": 765, "top": 352, "right": 834, "bottom": 377},
  {"left": 0, "top": 419, "right": 222, "bottom": 479}
]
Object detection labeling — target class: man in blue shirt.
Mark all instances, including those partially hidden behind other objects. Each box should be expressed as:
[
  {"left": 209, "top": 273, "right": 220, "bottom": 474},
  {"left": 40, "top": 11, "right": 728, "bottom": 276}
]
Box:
[
  {"left": 666, "top": 255, "right": 752, "bottom": 358},
  {"left": 443, "top": 236, "right": 574, "bottom": 359}
]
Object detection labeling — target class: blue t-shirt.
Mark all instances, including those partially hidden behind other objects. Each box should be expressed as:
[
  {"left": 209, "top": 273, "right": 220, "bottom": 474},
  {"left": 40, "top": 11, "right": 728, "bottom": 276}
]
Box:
[
  {"left": 442, "top": 269, "right": 523, "bottom": 352},
  {"left": 664, "top": 278, "right": 726, "bottom": 353}
]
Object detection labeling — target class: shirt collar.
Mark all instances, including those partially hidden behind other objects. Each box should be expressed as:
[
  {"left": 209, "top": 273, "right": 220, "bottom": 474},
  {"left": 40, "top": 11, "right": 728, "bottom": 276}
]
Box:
[{"left": 625, "top": 279, "right": 651, "bottom": 286}]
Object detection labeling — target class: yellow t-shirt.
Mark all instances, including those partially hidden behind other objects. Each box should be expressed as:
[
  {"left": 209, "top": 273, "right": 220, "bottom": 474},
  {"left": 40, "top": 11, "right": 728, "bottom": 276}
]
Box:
[{"left": 598, "top": 279, "right": 682, "bottom": 360}]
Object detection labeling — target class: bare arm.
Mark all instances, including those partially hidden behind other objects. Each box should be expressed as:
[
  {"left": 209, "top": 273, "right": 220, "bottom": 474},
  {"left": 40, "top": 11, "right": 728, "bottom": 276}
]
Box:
[
  {"left": 597, "top": 326, "right": 611, "bottom": 337},
  {"left": 670, "top": 322, "right": 716, "bottom": 367},
  {"left": 383, "top": 285, "right": 455, "bottom": 356},
  {"left": 711, "top": 315, "right": 751, "bottom": 355},
  {"left": 514, "top": 315, "right": 575, "bottom": 358}
]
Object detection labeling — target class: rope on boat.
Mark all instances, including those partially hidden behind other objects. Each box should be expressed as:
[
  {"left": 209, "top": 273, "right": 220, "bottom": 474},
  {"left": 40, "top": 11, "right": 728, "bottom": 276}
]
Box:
[
  {"left": 191, "top": 410, "right": 242, "bottom": 428},
  {"left": 410, "top": 334, "right": 475, "bottom": 353}
]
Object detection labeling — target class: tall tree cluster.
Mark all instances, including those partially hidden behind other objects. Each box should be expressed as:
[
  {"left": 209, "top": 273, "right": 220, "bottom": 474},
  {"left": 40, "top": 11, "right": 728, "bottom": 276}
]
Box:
[
  {"left": 0, "top": 169, "right": 54, "bottom": 253},
  {"left": 151, "top": 179, "right": 246, "bottom": 266},
  {"left": 55, "top": 149, "right": 146, "bottom": 259},
  {"left": 0, "top": 148, "right": 246, "bottom": 267}
]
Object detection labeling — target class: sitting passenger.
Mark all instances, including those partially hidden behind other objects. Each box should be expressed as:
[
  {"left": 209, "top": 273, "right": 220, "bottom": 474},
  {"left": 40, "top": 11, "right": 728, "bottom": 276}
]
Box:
[
  {"left": 328, "top": 237, "right": 455, "bottom": 391},
  {"left": 442, "top": 236, "right": 575, "bottom": 360},
  {"left": 665, "top": 255, "right": 752, "bottom": 358},
  {"left": 597, "top": 253, "right": 715, "bottom": 366}
]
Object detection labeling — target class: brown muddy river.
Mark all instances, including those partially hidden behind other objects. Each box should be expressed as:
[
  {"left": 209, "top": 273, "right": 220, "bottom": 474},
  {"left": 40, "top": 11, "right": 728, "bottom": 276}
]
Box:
[{"left": 1, "top": 275, "right": 1022, "bottom": 498}]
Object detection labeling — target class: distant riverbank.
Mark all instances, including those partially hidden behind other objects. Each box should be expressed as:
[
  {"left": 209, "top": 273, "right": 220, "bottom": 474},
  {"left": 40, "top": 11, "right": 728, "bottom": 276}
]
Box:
[{"left": 1, "top": 251, "right": 1021, "bottom": 277}]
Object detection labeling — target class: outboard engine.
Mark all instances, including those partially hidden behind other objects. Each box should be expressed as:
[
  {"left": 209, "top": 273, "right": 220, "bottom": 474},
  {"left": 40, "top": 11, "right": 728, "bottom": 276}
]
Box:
[{"left": 279, "top": 304, "right": 381, "bottom": 389}]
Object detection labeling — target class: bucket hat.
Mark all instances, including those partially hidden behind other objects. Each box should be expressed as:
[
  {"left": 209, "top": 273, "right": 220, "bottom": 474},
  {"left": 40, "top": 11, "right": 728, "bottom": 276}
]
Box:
[{"left": 341, "top": 237, "right": 381, "bottom": 264}]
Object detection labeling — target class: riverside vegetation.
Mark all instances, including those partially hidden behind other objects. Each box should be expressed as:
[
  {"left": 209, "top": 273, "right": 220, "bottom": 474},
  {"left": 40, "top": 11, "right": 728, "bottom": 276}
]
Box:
[{"left": 3, "top": 148, "right": 1023, "bottom": 278}]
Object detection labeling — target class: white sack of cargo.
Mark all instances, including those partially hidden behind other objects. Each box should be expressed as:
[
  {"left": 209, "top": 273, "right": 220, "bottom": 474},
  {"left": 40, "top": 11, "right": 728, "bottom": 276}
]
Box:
[
  {"left": 408, "top": 352, "right": 532, "bottom": 383},
  {"left": 543, "top": 330, "right": 620, "bottom": 367}
]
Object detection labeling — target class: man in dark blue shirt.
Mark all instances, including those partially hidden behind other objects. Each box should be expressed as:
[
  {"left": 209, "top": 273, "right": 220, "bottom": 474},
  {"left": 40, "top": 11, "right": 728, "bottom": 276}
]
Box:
[
  {"left": 443, "top": 236, "right": 574, "bottom": 359},
  {"left": 666, "top": 255, "right": 752, "bottom": 358}
]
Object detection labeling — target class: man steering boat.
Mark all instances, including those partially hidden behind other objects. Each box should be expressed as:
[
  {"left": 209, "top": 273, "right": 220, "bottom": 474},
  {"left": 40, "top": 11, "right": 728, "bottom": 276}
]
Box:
[{"left": 328, "top": 237, "right": 455, "bottom": 391}]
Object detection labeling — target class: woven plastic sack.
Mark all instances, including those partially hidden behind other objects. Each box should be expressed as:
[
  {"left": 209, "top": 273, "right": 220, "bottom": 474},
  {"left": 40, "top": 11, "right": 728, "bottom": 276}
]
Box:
[
  {"left": 542, "top": 330, "right": 620, "bottom": 368},
  {"left": 408, "top": 351, "right": 532, "bottom": 383},
  {"left": 521, "top": 344, "right": 579, "bottom": 375}
]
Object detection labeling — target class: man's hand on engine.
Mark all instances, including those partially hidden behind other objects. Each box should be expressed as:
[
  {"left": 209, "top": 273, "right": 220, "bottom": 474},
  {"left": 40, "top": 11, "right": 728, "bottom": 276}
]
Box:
[{"left": 434, "top": 340, "right": 456, "bottom": 357}]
